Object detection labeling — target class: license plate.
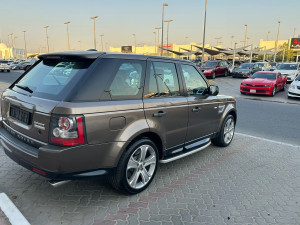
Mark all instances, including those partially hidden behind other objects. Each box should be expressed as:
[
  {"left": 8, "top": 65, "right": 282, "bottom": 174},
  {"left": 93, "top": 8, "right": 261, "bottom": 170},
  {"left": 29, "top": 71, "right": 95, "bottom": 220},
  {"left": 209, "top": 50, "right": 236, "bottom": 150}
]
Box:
[
  {"left": 250, "top": 89, "right": 256, "bottom": 93},
  {"left": 9, "top": 106, "right": 31, "bottom": 125}
]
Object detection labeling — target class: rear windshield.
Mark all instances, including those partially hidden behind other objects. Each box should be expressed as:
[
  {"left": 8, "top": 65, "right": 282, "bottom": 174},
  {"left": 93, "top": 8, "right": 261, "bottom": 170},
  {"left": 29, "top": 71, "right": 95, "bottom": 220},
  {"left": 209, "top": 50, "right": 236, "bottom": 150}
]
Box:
[
  {"left": 251, "top": 73, "right": 276, "bottom": 80},
  {"left": 239, "top": 63, "right": 254, "bottom": 69},
  {"left": 201, "top": 61, "right": 217, "bottom": 67},
  {"left": 0, "top": 61, "right": 8, "bottom": 64},
  {"left": 12, "top": 59, "right": 93, "bottom": 101}
]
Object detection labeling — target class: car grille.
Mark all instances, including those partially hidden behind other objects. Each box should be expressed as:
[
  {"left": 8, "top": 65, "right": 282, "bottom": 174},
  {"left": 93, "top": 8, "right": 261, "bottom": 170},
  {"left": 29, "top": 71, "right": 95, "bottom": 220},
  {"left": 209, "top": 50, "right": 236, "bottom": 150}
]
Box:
[
  {"left": 244, "top": 84, "right": 266, "bottom": 87},
  {"left": 243, "top": 88, "right": 266, "bottom": 93}
]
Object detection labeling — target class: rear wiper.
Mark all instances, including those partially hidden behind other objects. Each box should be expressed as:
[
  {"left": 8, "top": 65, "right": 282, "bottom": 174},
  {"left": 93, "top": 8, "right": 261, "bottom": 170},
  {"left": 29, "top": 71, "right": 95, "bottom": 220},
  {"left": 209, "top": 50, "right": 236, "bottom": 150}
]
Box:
[{"left": 15, "top": 84, "right": 33, "bottom": 93}]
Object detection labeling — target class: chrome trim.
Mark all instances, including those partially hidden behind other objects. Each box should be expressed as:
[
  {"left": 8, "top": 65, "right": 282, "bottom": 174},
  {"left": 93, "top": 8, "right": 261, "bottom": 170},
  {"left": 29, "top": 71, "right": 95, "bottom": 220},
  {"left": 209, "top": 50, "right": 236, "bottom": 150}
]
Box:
[
  {"left": 2, "top": 121, "right": 47, "bottom": 146},
  {"left": 159, "top": 141, "right": 211, "bottom": 163},
  {"left": 49, "top": 180, "right": 71, "bottom": 188}
]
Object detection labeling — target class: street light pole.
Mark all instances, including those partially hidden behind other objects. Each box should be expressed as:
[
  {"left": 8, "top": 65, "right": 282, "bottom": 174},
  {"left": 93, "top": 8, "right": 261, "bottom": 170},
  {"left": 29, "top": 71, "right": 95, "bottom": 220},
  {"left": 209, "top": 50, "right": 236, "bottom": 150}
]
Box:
[
  {"left": 233, "top": 42, "right": 237, "bottom": 68},
  {"left": 132, "top": 34, "right": 136, "bottom": 53},
  {"left": 164, "top": 19, "right": 173, "bottom": 52},
  {"left": 161, "top": 3, "right": 168, "bottom": 56},
  {"left": 185, "top": 36, "right": 188, "bottom": 45},
  {"left": 64, "top": 21, "right": 71, "bottom": 51},
  {"left": 13, "top": 36, "right": 18, "bottom": 59},
  {"left": 201, "top": 0, "right": 207, "bottom": 63},
  {"left": 230, "top": 36, "right": 234, "bottom": 49},
  {"left": 274, "top": 21, "right": 281, "bottom": 62},
  {"left": 267, "top": 31, "right": 271, "bottom": 41},
  {"left": 155, "top": 27, "right": 161, "bottom": 56},
  {"left": 22, "top": 31, "right": 27, "bottom": 59},
  {"left": 153, "top": 32, "right": 156, "bottom": 55},
  {"left": 293, "top": 28, "right": 296, "bottom": 38},
  {"left": 10, "top": 33, "right": 14, "bottom": 58},
  {"left": 44, "top": 26, "right": 50, "bottom": 53},
  {"left": 90, "top": 16, "right": 98, "bottom": 49},
  {"left": 100, "top": 34, "right": 104, "bottom": 51},
  {"left": 244, "top": 24, "right": 248, "bottom": 47}
]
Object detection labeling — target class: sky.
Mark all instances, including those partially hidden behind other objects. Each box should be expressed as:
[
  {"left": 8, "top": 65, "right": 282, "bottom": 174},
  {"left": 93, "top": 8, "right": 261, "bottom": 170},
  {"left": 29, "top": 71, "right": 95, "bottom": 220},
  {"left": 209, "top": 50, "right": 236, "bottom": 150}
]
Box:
[{"left": 1, "top": 0, "right": 300, "bottom": 52}]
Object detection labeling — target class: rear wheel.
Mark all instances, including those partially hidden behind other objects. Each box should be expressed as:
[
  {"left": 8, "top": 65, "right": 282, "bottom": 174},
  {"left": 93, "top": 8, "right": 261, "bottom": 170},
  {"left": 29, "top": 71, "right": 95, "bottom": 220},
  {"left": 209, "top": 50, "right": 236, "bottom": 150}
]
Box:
[
  {"left": 109, "top": 138, "right": 158, "bottom": 194},
  {"left": 7, "top": 70, "right": 10, "bottom": 73},
  {"left": 211, "top": 72, "right": 216, "bottom": 79},
  {"left": 224, "top": 70, "right": 228, "bottom": 77},
  {"left": 212, "top": 114, "right": 235, "bottom": 147}
]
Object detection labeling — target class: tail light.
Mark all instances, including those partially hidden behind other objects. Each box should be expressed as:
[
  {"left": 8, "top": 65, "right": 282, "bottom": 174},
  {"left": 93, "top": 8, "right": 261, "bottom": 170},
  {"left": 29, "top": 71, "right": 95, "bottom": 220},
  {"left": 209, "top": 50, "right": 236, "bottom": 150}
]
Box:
[{"left": 50, "top": 115, "right": 86, "bottom": 146}]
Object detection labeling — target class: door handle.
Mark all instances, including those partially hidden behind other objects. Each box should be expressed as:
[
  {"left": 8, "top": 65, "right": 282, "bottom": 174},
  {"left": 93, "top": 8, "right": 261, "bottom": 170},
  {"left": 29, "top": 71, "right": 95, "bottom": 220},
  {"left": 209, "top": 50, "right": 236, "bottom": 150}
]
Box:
[
  {"left": 153, "top": 111, "right": 167, "bottom": 117},
  {"left": 192, "top": 107, "right": 200, "bottom": 112}
]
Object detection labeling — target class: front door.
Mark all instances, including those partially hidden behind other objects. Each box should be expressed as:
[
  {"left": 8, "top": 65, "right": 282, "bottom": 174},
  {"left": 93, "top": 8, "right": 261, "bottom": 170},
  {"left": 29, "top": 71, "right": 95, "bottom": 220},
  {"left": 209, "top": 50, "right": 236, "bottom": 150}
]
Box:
[
  {"left": 143, "top": 60, "right": 188, "bottom": 154},
  {"left": 179, "top": 64, "right": 220, "bottom": 145}
]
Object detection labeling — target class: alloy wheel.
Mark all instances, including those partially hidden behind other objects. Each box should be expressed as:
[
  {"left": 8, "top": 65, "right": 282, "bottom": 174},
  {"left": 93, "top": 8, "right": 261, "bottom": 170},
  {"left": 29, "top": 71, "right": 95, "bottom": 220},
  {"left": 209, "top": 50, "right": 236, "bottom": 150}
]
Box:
[
  {"left": 223, "top": 118, "right": 235, "bottom": 144},
  {"left": 126, "top": 145, "right": 157, "bottom": 189}
]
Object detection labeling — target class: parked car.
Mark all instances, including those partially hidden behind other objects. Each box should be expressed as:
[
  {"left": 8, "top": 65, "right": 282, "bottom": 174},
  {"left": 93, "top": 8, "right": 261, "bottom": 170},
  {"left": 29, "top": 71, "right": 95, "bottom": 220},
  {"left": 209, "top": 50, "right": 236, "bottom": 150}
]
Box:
[
  {"left": 232, "top": 63, "right": 255, "bottom": 78},
  {"left": 200, "top": 60, "right": 229, "bottom": 79},
  {"left": 9, "top": 61, "right": 20, "bottom": 70},
  {"left": 252, "top": 62, "right": 272, "bottom": 73},
  {"left": 0, "top": 60, "right": 11, "bottom": 72},
  {"left": 12, "top": 60, "right": 36, "bottom": 70},
  {"left": 274, "top": 63, "right": 300, "bottom": 83},
  {"left": 269, "top": 62, "right": 277, "bottom": 71},
  {"left": 0, "top": 51, "right": 237, "bottom": 194},
  {"left": 288, "top": 74, "right": 300, "bottom": 98},
  {"left": 240, "top": 71, "right": 286, "bottom": 96}
]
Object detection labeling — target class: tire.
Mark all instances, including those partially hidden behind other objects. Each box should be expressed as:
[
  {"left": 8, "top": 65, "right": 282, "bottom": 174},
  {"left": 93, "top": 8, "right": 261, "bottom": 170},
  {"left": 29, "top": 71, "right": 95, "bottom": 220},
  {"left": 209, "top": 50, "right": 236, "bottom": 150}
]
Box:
[
  {"left": 211, "top": 72, "right": 216, "bottom": 79},
  {"left": 240, "top": 92, "right": 246, "bottom": 95},
  {"left": 271, "top": 85, "right": 276, "bottom": 96},
  {"left": 212, "top": 114, "right": 235, "bottom": 147},
  {"left": 7, "top": 70, "right": 10, "bottom": 73},
  {"left": 109, "top": 138, "right": 158, "bottom": 194},
  {"left": 224, "top": 70, "right": 228, "bottom": 77}
]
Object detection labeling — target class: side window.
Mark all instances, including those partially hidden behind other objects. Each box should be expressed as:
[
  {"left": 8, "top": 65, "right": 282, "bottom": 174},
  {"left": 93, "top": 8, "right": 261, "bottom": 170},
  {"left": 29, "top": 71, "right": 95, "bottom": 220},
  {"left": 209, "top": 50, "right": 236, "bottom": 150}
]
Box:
[
  {"left": 108, "top": 60, "right": 145, "bottom": 100},
  {"left": 145, "top": 61, "right": 180, "bottom": 98},
  {"left": 181, "top": 64, "right": 208, "bottom": 96}
]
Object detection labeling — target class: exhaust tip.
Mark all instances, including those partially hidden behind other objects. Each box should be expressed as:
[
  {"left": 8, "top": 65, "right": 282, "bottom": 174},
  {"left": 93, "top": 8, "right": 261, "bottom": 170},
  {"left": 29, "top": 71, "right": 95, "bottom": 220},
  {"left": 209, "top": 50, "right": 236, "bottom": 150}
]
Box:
[{"left": 48, "top": 180, "right": 71, "bottom": 188}]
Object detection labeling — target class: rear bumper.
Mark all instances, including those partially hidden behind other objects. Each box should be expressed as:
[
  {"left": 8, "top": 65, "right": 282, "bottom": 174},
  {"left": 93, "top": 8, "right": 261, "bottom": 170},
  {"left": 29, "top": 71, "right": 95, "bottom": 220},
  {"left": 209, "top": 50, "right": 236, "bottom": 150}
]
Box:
[{"left": 0, "top": 126, "right": 125, "bottom": 179}]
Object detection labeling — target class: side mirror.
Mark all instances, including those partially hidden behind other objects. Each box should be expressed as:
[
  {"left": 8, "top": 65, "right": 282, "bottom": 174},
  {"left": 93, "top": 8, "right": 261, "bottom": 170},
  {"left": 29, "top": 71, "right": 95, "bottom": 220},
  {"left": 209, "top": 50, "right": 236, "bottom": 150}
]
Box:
[{"left": 209, "top": 85, "right": 219, "bottom": 96}]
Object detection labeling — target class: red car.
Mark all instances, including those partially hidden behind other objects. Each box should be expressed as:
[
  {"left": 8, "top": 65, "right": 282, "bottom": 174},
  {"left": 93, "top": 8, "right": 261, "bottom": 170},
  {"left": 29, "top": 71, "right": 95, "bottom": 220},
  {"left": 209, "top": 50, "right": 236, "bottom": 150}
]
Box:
[
  {"left": 240, "top": 72, "right": 287, "bottom": 96},
  {"left": 200, "top": 60, "right": 229, "bottom": 79}
]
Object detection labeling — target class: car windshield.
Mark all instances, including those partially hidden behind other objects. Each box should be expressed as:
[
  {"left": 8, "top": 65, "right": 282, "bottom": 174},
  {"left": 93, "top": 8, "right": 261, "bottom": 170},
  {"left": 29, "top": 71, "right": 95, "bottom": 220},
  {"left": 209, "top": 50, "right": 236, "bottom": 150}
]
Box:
[
  {"left": 256, "top": 63, "right": 265, "bottom": 66},
  {"left": 201, "top": 61, "right": 217, "bottom": 67},
  {"left": 12, "top": 59, "right": 94, "bottom": 101},
  {"left": 276, "top": 63, "right": 298, "bottom": 70},
  {"left": 239, "top": 63, "right": 253, "bottom": 69},
  {"left": 270, "top": 62, "right": 276, "bottom": 66},
  {"left": 251, "top": 73, "right": 276, "bottom": 80}
]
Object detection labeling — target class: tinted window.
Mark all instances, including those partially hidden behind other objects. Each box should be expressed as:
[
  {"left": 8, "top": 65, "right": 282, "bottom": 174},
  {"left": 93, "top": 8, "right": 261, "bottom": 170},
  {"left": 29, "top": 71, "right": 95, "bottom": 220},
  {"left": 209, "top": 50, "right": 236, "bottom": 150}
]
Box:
[
  {"left": 277, "top": 63, "right": 298, "bottom": 70},
  {"left": 12, "top": 59, "right": 93, "bottom": 101},
  {"left": 201, "top": 61, "right": 217, "bottom": 67},
  {"left": 239, "top": 63, "right": 254, "bottom": 69},
  {"left": 108, "top": 61, "right": 144, "bottom": 100},
  {"left": 144, "top": 62, "right": 180, "bottom": 98},
  {"left": 181, "top": 64, "right": 208, "bottom": 95}
]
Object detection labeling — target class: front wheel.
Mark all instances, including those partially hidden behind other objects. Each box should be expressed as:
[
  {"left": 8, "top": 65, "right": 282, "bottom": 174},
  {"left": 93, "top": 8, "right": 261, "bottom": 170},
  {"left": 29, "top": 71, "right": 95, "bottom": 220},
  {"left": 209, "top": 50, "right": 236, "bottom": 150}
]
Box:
[
  {"left": 224, "top": 70, "right": 228, "bottom": 77},
  {"left": 212, "top": 114, "right": 235, "bottom": 147},
  {"left": 109, "top": 138, "right": 158, "bottom": 194},
  {"left": 271, "top": 85, "right": 276, "bottom": 96}
]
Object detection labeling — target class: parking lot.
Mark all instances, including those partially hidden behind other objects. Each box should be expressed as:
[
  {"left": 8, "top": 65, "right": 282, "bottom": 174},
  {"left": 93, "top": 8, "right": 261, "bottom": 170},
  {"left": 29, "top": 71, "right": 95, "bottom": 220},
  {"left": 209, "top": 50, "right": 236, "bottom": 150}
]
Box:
[{"left": 0, "top": 71, "right": 299, "bottom": 225}]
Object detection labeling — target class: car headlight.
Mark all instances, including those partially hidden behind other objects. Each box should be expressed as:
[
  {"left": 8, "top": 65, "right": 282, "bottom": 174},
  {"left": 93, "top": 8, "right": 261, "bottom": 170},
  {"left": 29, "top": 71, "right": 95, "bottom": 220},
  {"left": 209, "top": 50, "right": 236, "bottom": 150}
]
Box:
[
  {"left": 241, "top": 83, "right": 246, "bottom": 86},
  {"left": 242, "top": 71, "right": 249, "bottom": 74},
  {"left": 290, "top": 84, "right": 296, "bottom": 89}
]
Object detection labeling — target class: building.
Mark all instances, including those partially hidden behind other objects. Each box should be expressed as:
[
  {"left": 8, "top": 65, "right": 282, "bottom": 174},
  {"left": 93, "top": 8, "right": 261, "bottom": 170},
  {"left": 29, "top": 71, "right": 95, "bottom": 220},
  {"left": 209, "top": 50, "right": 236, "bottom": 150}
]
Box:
[
  {"left": 259, "top": 39, "right": 288, "bottom": 50},
  {"left": 0, "top": 42, "right": 26, "bottom": 59}
]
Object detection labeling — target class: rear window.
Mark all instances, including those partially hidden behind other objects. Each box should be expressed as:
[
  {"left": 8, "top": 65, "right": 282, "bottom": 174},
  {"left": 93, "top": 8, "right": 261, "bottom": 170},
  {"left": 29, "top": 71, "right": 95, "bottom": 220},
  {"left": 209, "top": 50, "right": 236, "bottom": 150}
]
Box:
[
  {"left": 0, "top": 61, "right": 8, "bottom": 64},
  {"left": 12, "top": 59, "right": 93, "bottom": 101}
]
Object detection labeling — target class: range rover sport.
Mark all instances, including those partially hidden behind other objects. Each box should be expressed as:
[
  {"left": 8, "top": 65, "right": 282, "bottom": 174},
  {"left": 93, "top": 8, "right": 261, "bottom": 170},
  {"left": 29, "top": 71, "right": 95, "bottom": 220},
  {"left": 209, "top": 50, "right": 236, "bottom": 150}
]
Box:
[{"left": 0, "top": 51, "right": 237, "bottom": 194}]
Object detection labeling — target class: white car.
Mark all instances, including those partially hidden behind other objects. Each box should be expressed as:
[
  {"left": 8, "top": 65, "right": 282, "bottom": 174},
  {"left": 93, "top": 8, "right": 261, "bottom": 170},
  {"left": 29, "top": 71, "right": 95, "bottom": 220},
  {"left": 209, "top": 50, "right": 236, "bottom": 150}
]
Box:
[
  {"left": 275, "top": 63, "right": 300, "bottom": 82},
  {"left": 0, "top": 60, "right": 11, "bottom": 72},
  {"left": 288, "top": 74, "right": 300, "bottom": 98}
]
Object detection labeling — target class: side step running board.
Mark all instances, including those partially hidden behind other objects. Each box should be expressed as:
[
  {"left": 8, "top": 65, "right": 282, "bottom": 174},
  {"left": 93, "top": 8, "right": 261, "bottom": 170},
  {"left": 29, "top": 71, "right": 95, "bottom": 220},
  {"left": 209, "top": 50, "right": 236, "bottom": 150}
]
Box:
[
  {"left": 159, "top": 141, "right": 211, "bottom": 164},
  {"left": 48, "top": 180, "right": 71, "bottom": 188}
]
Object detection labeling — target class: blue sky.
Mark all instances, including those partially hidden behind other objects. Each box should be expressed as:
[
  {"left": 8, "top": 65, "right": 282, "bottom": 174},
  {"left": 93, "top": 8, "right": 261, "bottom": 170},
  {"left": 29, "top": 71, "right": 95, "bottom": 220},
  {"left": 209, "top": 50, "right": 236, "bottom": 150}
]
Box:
[{"left": 1, "top": 0, "right": 299, "bottom": 52}]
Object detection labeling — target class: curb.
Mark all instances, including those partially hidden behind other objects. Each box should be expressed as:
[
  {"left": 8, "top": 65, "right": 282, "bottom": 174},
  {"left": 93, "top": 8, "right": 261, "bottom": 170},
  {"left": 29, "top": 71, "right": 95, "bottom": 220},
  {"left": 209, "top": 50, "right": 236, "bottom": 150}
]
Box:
[{"left": 0, "top": 193, "right": 30, "bottom": 225}]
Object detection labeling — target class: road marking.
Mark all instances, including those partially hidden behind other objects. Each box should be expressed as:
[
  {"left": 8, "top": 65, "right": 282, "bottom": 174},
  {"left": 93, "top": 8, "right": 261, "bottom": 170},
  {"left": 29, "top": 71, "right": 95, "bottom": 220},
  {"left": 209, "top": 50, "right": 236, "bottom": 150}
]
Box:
[
  {"left": 0, "top": 193, "right": 30, "bottom": 225},
  {"left": 235, "top": 132, "right": 300, "bottom": 148}
]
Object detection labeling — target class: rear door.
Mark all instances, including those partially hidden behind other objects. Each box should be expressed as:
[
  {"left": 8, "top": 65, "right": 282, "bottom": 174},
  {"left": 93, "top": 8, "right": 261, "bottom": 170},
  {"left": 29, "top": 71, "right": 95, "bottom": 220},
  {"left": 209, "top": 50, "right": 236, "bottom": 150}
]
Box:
[
  {"left": 143, "top": 60, "right": 188, "bottom": 155},
  {"left": 179, "top": 63, "right": 220, "bottom": 145}
]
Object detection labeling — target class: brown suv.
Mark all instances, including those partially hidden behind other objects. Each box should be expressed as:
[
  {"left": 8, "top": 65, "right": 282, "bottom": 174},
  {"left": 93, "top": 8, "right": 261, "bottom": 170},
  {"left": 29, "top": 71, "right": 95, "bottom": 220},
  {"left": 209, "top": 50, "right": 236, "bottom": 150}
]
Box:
[{"left": 0, "top": 51, "right": 236, "bottom": 194}]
